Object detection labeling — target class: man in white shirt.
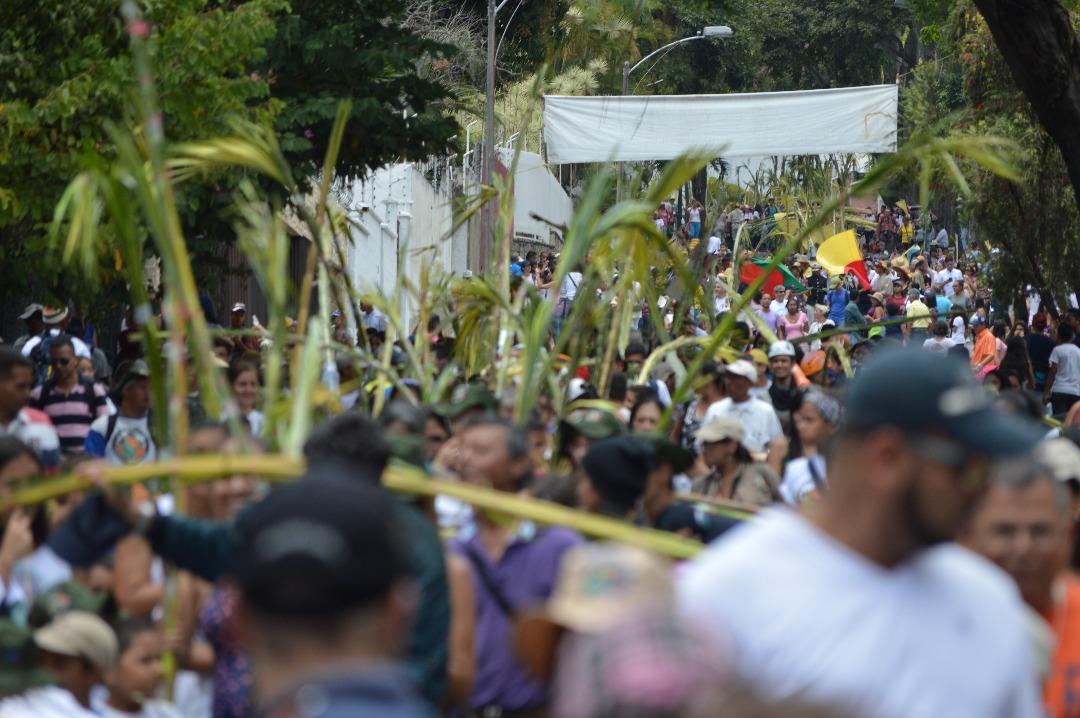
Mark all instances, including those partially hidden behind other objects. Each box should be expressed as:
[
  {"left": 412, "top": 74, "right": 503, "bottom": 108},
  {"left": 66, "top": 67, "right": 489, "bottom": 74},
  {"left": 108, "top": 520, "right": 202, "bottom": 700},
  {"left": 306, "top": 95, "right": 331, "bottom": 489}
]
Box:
[
  {"left": 934, "top": 257, "right": 963, "bottom": 297},
  {"left": 359, "top": 301, "right": 388, "bottom": 332},
  {"left": 704, "top": 360, "right": 784, "bottom": 474},
  {"left": 705, "top": 234, "right": 723, "bottom": 256},
  {"left": 679, "top": 349, "right": 1045, "bottom": 718}
]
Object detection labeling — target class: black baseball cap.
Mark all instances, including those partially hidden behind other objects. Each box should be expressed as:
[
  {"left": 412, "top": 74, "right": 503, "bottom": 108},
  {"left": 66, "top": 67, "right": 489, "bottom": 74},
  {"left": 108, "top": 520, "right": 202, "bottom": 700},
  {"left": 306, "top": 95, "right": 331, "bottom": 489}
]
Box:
[
  {"left": 232, "top": 474, "right": 407, "bottom": 617},
  {"left": 845, "top": 348, "right": 1044, "bottom": 457}
]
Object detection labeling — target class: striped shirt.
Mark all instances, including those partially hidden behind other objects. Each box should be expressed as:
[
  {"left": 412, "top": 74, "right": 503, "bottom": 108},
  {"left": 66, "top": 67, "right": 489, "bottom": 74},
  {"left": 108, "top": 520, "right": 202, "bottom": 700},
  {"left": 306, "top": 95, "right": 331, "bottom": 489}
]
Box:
[{"left": 29, "top": 379, "right": 109, "bottom": 454}]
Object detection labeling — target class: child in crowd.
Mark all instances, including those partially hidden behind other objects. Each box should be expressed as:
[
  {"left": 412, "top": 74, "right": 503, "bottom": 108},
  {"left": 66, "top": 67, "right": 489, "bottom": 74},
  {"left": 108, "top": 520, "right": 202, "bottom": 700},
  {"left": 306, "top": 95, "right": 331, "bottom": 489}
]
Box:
[{"left": 97, "top": 618, "right": 182, "bottom": 718}]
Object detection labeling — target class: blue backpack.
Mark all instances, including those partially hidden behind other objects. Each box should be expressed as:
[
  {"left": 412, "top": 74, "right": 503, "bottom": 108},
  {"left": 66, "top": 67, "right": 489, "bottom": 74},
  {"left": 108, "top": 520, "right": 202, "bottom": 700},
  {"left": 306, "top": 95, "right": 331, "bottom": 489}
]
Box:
[{"left": 29, "top": 333, "right": 60, "bottom": 387}]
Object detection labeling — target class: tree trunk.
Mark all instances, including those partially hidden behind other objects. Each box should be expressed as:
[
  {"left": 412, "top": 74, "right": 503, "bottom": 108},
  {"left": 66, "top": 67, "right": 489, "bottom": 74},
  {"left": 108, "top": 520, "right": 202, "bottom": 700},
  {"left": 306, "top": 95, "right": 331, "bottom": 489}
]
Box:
[{"left": 972, "top": 0, "right": 1080, "bottom": 216}]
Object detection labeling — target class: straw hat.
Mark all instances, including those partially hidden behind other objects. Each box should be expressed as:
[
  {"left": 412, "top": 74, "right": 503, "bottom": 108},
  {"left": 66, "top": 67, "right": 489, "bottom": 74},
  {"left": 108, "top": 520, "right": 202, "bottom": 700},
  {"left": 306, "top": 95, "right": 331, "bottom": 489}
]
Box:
[{"left": 515, "top": 543, "right": 673, "bottom": 680}]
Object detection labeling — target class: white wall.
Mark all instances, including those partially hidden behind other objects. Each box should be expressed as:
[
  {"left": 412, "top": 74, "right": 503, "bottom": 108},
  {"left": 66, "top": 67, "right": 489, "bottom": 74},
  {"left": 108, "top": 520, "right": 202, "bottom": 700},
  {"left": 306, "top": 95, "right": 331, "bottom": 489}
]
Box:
[
  {"left": 498, "top": 148, "right": 573, "bottom": 249},
  {"left": 342, "top": 162, "right": 467, "bottom": 331},
  {"left": 340, "top": 150, "right": 570, "bottom": 329}
]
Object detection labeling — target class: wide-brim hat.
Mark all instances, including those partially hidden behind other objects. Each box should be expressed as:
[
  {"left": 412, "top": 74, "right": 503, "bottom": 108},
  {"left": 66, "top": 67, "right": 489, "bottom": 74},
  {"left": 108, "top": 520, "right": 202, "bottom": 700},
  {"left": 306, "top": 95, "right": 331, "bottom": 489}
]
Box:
[
  {"left": 432, "top": 382, "right": 498, "bottom": 420},
  {"left": 695, "top": 415, "right": 744, "bottom": 443},
  {"left": 19, "top": 303, "right": 44, "bottom": 320},
  {"left": 515, "top": 543, "right": 673, "bottom": 680},
  {"left": 560, "top": 403, "right": 626, "bottom": 440},
  {"left": 42, "top": 306, "right": 69, "bottom": 325}
]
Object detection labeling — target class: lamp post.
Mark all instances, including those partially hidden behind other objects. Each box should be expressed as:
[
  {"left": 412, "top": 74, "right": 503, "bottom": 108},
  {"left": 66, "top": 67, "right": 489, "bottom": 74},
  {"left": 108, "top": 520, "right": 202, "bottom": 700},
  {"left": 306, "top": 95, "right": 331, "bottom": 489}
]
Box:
[{"left": 616, "top": 25, "right": 733, "bottom": 202}]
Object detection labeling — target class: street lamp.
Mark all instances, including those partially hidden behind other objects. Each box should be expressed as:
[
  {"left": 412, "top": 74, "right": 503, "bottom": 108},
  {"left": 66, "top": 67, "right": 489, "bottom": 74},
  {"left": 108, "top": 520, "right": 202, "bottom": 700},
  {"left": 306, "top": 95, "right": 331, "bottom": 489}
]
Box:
[
  {"left": 616, "top": 26, "right": 733, "bottom": 201},
  {"left": 621, "top": 26, "right": 733, "bottom": 95}
]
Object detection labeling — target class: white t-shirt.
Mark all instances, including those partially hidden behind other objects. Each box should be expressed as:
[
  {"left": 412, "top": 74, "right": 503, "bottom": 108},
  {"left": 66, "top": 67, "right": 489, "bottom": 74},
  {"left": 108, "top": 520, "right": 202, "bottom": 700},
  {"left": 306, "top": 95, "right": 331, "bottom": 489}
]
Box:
[
  {"left": 87, "top": 414, "right": 157, "bottom": 466},
  {"left": 779, "top": 455, "right": 826, "bottom": 506},
  {"left": 706, "top": 235, "right": 723, "bottom": 254},
  {"left": 677, "top": 509, "right": 1042, "bottom": 718},
  {"left": 922, "top": 337, "right": 955, "bottom": 354},
  {"left": 935, "top": 268, "right": 963, "bottom": 297},
  {"left": 704, "top": 398, "right": 782, "bottom": 454},
  {"left": 560, "top": 272, "right": 583, "bottom": 302},
  {"left": 0, "top": 686, "right": 98, "bottom": 717},
  {"left": 94, "top": 698, "right": 185, "bottom": 718},
  {"left": 951, "top": 316, "right": 967, "bottom": 345},
  {"left": 1050, "top": 343, "right": 1080, "bottom": 396}
]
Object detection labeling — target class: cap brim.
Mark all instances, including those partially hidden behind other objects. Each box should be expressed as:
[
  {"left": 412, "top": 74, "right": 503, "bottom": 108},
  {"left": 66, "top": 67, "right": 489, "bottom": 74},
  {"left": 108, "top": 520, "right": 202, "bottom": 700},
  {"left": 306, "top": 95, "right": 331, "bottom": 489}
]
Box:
[
  {"left": 515, "top": 612, "right": 564, "bottom": 681},
  {"left": 950, "top": 408, "right": 1046, "bottom": 458},
  {"left": 33, "top": 626, "right": 79, "bottom": 659}
]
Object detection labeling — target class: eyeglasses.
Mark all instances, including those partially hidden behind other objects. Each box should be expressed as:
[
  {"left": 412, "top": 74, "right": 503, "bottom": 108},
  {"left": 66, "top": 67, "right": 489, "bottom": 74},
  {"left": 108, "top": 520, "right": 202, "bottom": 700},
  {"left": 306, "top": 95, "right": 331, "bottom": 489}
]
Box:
[
  {"left": 908, "top": 434, "right": 990, "bottom": 492},
  {"left": 51, "top": 358, "right": 71, "bottom": 367}
]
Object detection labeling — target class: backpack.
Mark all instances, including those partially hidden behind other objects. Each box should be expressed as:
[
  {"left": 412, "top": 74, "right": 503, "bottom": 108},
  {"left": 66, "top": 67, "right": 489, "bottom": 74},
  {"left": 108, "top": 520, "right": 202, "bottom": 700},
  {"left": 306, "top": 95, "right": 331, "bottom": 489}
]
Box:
[
  {"left": 39, "top": 374, "right": 99, "bottom": 418},
  {"left": 29, "top": 332, "right": 60, "bottom": 387}
]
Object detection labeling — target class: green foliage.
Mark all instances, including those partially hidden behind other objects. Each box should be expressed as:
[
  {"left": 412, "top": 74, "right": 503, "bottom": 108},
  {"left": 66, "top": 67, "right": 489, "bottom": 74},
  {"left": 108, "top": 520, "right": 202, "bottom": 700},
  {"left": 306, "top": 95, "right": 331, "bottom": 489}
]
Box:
[
  {"left": 263, "top": 0, "right": 461, "bottom": 180},
  {"left": 0, "top": 0, "right": 282, "bottom": 303},
  {"left": 898, "top": 0, "right": 1080, "bottom": 305}
]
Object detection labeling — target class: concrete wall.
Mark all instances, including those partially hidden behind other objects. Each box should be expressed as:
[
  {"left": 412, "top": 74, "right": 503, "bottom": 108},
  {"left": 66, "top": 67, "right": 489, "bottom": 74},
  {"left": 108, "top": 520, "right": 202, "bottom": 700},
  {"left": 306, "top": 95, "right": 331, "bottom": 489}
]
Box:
[{"left": 498, "top": 148, "right": 572, "bottom": 254}]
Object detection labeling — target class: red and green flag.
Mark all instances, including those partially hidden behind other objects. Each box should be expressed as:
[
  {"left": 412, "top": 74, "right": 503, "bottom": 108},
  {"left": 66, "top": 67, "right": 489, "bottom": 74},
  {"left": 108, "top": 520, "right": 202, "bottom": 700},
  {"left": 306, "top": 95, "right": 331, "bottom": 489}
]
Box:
[{"left": 739, "top": 259, "right": 808, "bottom": 296}]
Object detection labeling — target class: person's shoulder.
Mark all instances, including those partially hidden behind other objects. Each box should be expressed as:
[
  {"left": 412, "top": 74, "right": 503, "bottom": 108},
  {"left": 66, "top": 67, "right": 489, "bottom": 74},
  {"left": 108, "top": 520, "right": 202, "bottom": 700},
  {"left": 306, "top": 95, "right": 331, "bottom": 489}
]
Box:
[
  {"left": 681, "top": 509, "right": 800, "bottom": 583},
  {"left": 20, "top": 407, "right": 54, "bottom": 427},
  {"left": 536, "top": 524, "right": 585, "bottom": 550},
  {"left": 88, "top": 413, "right": 110, "bottom": 433},
  {"left": 921, "top": 544, "right": 1024, "bottom": 608},
  {"left": 705, "top": 398, "right": 733, "bottom": 417}
]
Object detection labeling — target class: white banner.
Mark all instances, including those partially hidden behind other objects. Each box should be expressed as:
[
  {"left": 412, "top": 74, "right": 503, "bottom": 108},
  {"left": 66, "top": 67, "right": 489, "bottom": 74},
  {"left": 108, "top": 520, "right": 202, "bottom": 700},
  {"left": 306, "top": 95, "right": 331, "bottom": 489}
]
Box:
[{"left": 542, "top": 85, "right": 898, "bottom": 164}]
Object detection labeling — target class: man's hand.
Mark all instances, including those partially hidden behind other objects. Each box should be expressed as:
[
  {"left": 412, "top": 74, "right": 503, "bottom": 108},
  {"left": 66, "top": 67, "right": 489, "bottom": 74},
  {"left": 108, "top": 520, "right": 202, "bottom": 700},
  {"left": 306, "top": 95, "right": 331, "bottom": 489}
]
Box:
[
  {"left": 76, "top": 460, "right": 138, "bottom": 527},
  {"left": 0, "top": 507, "right": 35, "bottom": 582}
]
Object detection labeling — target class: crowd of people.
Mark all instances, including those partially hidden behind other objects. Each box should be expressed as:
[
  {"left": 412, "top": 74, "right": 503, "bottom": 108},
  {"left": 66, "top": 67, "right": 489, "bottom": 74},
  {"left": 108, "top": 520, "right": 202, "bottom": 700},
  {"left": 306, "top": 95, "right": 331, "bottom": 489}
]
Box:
[{"left": 2, "top": 201, "right": 1080, "bottom": 717}]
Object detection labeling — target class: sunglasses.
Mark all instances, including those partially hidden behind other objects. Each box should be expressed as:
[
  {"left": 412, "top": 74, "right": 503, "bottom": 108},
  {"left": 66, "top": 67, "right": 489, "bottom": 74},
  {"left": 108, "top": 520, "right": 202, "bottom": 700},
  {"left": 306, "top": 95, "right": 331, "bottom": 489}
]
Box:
[{"left": 907, "top": 434, "right": 990, "bottom": 492}]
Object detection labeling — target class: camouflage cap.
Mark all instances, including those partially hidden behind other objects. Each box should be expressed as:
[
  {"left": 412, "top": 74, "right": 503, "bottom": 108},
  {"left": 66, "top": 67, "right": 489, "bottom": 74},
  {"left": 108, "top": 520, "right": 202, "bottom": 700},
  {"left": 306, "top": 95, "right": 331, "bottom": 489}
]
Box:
[
  {"left": 0, "top": 620, "right": 53, "bottom": 695},
  {"left": 27, "top": 580, "right": 108, "bottom": 629},
  {"left": 560, "top": 403, "right": 627, "bottom": 440},
  {"left": 432, "top": 382, "right": 498, "bottom": 420}
]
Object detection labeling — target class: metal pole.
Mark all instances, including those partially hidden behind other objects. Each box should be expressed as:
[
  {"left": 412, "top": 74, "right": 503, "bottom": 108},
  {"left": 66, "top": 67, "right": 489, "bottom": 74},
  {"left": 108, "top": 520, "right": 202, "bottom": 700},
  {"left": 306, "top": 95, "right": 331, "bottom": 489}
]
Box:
[
  {"left": 483, "top": 0, "right": 496, "bottom": 274},
  {"left": 617, "top": 61, "right": 629, "bottom": 204}
]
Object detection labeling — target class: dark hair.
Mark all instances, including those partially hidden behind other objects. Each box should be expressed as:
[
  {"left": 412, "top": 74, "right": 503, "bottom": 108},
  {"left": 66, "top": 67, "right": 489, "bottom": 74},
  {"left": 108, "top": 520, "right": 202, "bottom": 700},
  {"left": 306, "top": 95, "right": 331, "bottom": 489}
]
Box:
[
  {"left": 0, "top": 436, "right": 39, "bottom": 473},
  {"left": 628, "top": 395, "right": 664, "bottom": 429},
  {"left": 0, "top": 346, "right": 32, "bottom": 379},
  {"left": 1059, "top": 323, "right": 1076, "bottom": 343},
  {"left": 996, "top": 389, "right": 1046, "bottom": 421},
  {"left": 933, "top": 320, "right": 949, "bottom": 337},
  {"left": 700, "top": 361, "right": 725, "bottom": 389},
  {"left": 885, "top": 302, "right": 901, "bottom": 317},
  {"left": 607, "top": 373, "right": 628, "bottom": 403},
  {"left": 999, "top": 336, "right": 1031, "bottom": 378},
  {"left": 227, "top": 360, "right": 260, "bottom": 386},
  {"left": 947, "top": 344, "right": 970, "bottom": 362},
  {"left": 531, "top": 474, "right": 578, "bottom": 508},
  {"left": 377, "top": 400, "right": 425, "bottom": 435},
  {"left": 48, "top": 335, "right": 74, "bottom": 354},
  {"left": 111, "top": 617, "right": 157, "bottom": 655},
  {"left": 303, "top": 413, "right": 391, "bottom": 483}
]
